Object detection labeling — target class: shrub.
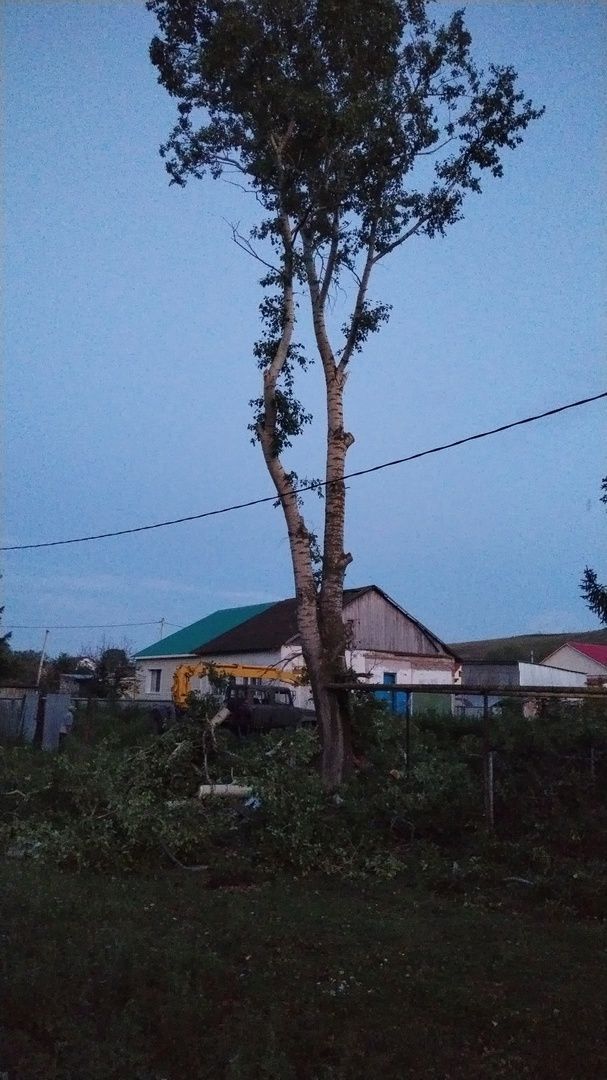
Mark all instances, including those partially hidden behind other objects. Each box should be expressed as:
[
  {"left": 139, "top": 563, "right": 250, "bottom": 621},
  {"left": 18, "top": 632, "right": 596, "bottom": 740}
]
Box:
[{"left": 0, "top": 695, "right": 605, "bottom": 893}]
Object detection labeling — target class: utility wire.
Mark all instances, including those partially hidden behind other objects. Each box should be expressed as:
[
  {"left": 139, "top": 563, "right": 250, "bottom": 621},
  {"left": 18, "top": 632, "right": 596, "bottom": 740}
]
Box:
[
  {"left": 2, "top": 390, "right": 605, "bottom": 552},
  {"left": 4, "top": 621, "right": 183, "bottom": 631}
]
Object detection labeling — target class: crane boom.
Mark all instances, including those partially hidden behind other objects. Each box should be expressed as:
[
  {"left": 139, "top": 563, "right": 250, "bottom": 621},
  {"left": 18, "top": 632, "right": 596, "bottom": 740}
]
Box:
[{"left": 171, "top": 660, "right": 302, "bottom": 709}]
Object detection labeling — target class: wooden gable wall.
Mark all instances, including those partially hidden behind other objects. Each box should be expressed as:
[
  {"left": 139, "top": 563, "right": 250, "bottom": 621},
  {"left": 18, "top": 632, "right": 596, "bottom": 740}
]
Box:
[{"left": 345, "top": 589, "right": 447, "bottom": 656}]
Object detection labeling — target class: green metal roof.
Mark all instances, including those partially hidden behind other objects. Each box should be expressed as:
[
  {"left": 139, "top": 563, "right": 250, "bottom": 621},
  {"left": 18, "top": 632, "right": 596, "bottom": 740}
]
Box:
[{"left": 134, "top": 602, "right": 276, "bottom": 658}]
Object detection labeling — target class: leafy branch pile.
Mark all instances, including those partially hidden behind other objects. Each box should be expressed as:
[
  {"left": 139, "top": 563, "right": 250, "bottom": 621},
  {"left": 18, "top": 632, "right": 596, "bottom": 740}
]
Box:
[{"left": 1, "top": 699, "right": 606, "bottom": 910}]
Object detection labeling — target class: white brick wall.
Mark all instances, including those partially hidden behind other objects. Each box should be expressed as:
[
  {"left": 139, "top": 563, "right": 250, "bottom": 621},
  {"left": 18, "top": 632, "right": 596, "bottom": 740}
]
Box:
[{"left": 135, "top": 646, "right": 457, "bottom": 706}]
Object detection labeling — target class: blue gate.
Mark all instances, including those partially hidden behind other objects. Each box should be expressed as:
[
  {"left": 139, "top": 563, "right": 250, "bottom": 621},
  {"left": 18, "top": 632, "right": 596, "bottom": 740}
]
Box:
[{"left": 374, "top": 672, "right": 408, "bottom": 715}]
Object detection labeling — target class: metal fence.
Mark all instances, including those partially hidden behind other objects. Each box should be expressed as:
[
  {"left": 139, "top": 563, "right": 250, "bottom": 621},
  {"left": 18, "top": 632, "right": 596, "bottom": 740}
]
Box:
[
  {"left": 0, "top": 692, "right": 39, "bottom": 744},
  {"left": 0, "top": 692, "right": 74, "bottom": 750},
  {"left": 3, "top": 682, "right": 606, "bottom": 832},
  {"left": 0, "top": 694, "right": 168, "bottom": 750},
  {"left": 336, "top": 681, "right": 607, "bottom": 829}
]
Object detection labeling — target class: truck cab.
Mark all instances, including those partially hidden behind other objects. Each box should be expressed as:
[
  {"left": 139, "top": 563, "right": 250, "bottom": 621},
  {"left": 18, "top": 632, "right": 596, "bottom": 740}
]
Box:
[{"left": 224, "top": 684, "right": 313, "bottom": 732}]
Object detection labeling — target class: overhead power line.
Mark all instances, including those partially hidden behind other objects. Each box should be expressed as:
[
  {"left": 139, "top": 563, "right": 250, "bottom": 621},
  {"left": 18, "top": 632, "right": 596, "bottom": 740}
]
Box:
[
  {"left": 4, "top": 621, "right": 182, "bottom": 631},
  {"left": 2, "top": 390, "right": 605, "bottom": 552}
]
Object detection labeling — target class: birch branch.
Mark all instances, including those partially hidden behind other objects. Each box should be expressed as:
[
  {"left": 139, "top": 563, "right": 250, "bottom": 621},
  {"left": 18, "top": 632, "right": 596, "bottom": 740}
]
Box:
[
  {"left": 338, "top": 221, "right": 378, "bottom": 371},
  {"left": 319, "top": 215, "right": 340, "bottom": 307},
  {"left": 301, "top": 232, "right": 336, "bottom": 374}
]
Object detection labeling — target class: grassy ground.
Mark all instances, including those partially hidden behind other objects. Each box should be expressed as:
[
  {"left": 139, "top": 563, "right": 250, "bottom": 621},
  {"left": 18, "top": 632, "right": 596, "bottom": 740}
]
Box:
[{"left": 1, "top": 866, "right": 606, "bottom": 1079}]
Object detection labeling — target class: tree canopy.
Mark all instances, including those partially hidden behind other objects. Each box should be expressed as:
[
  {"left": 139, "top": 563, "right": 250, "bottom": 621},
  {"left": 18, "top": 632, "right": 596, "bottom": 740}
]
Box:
[{"left": 149, "top": 2, "right": 543, "bottom": 444}]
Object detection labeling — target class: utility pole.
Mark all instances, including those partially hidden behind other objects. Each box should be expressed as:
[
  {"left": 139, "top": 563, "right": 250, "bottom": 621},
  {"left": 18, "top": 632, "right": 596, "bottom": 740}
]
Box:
[
  {"left": 159, "top": 618, "right": 165, "bottom": 640},
  {"left": 36, "top": 629, "right": 50, "bottom": 688}
]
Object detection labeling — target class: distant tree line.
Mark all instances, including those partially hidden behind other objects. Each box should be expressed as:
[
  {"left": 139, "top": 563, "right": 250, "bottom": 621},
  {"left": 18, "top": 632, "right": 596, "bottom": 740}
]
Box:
[{"left": 0, "top": 643, "right": 135, "bottom": 699}]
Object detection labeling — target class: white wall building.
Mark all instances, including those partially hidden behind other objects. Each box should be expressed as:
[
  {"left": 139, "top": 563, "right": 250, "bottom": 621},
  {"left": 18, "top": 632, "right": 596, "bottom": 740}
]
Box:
[
  {"left": 541, "top": 642, "right": 607, "bottom": 682},
  {"left": 134, "top": 586, "right": 459, "bottom": 708},
  {"left": 459, "top": 660, "right": 588, "bottom": 690}
]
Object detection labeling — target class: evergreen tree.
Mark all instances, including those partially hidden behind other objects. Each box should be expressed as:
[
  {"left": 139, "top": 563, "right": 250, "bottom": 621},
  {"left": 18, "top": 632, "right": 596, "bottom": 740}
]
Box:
[{"left": 581, "top": 477, "right": 607, "bottom": 625}]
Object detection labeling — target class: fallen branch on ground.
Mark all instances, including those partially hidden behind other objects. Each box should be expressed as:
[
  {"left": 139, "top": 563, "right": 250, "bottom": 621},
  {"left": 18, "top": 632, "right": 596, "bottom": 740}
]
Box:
[
  {"left": 159, "top": 841, "right": 208, "bottom": 872},
  {"left": 198, "top": 784, "right": 253, "bottom": 798}
]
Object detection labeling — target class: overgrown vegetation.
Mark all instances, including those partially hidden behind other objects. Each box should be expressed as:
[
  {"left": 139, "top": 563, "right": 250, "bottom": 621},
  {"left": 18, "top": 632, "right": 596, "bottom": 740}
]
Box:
[
  {"left": 2, "top": 699, "right": 606, "bottom": 1077},
  {"left": 1, "top": 697, "right": 605, "bottom": 912},
  {"left": 0, "top": 641, "right": 136, "bottom": 695}
]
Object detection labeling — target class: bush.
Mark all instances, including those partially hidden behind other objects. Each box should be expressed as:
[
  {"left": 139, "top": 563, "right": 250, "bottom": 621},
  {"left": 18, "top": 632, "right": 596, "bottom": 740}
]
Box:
[
  {"left": 1, "top": 696, "right": 605, "bottom": 898},
  {"left": 66, "top": 702, "right": 160, "bottom": 748},
  {"left": 1, "top": 722, "right": 238, "bottom": 870}
]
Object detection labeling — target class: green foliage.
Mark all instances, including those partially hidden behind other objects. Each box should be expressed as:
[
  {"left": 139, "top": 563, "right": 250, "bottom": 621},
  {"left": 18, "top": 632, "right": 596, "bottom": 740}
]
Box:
[
  {"left": 0, "top": 641, "right": 136, "bottom": 696},
  {"left": 68, "top": 702, "right": 161, "bottom": 748},
  {"left": 86, "top": 646, "right": 136, "bottom": 700},
  {"left": 0, "top": 648, "right": 41, "bottom": 687},
  {"left": 149, "top": 0, "right": 542, "bottom": 237},
  {"left": 1, "top": 696, "right": 605, "bottom": 897},
  {"left": 148, "top": 0, "right": 542, "bottom": 453},
  {"left": 0, "top": 582, "right": 11, "bottom": 677},
  {"left": 0, "top": 721, "right": 229, "bottom": 870},
  {"left": 581, "top": 566, "right": 607, "bottom": 625},
  {"left": 580, "top": 475, "right": 607, "bottom": 624},
  {"left": 42, "top": 652, "right": 83, "bottom": 692}
]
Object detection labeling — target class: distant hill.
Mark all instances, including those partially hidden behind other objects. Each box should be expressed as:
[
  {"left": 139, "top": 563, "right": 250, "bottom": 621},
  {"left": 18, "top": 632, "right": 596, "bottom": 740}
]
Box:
[{"left": 449, "top": 628, "right": 607, "bottom": 663}]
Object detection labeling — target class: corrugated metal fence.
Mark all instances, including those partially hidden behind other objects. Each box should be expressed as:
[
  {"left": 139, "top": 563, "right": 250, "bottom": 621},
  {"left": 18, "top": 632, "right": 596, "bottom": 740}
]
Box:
[
  {"left": 0, "top": 691, "right": 39, "bottom": 744},
  {"left": 0, "top": 692, "right": 72, "bottom": 750}
]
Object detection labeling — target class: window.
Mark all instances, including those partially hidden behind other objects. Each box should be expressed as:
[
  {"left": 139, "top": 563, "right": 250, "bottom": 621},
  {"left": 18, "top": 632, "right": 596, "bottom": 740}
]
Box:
[
  {"left": 275, "top": 690, "right": 291, "bottom": 706},
  {"left": 148, "top": 669, "right": 161, "bottom": 693}
]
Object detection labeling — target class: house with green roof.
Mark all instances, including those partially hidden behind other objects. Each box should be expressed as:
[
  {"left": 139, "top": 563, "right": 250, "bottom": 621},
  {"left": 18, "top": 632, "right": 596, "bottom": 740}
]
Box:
[{"left": 134, "top": 587, "right": 458, "bottom": 707}]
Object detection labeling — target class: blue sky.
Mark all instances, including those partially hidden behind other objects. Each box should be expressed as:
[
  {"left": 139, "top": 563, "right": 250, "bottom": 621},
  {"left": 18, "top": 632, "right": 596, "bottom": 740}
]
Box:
[{"left": 3, "top": 2, "right": 606, "bottom": 657}]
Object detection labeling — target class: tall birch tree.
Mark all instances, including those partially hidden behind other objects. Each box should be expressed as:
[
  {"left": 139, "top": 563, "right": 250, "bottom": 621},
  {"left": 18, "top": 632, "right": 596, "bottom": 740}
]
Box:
[{"left": 147, "top": 0, "right": 543, "bottom": 788}]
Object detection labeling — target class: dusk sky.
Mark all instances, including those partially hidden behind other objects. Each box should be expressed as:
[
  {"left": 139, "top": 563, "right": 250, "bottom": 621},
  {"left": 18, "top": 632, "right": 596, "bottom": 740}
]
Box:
[{"left": 3, "top": 2, "right": 606, "bottom": 658}]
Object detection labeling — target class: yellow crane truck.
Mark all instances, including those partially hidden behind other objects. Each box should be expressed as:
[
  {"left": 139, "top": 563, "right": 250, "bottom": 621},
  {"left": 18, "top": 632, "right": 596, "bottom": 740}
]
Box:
[{"left": 171, "top": 661, "right": 315, "bottom": 733}]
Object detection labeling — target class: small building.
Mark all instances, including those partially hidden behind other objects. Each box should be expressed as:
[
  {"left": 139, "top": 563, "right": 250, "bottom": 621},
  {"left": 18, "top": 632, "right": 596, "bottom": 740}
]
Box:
[
  {"left": 454, "top": 659, "right": 587, "bottom": 718},
  {"left": 541, "top": 642, "right": 607, "bottom": 683},
  {"left": 58, "top": 672, "right": 96, "bottom": 696},
  {"left": 459, "top": 660, "right": 588, "bottom": 690},
  {"left": 134, "top": 585, "right": 458, "bottom": 708}
]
